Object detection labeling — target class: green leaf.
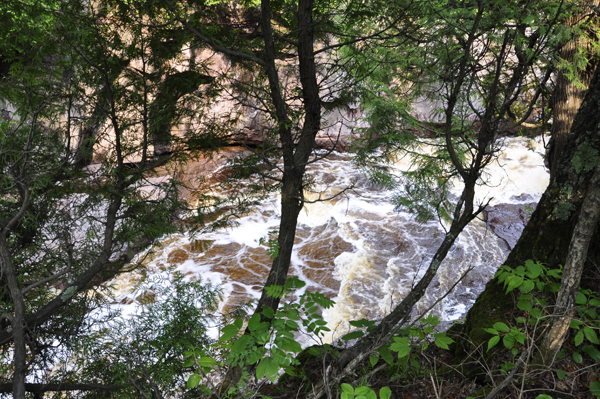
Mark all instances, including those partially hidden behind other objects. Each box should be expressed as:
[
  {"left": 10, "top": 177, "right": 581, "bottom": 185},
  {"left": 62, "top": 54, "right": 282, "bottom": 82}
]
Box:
[
  {"left": 556, "top": 369, "right": 567, "bottom": 380},
  {"left": 275, "top": 337, "right": 302, "bottom": 353},
  {"left": 349, "top": 319, "right": 369, "bottom": 328},
  {"left": 246, "top": 347, "right": 267, "bottom": 364},
  {"left": 379, "top": 348, "right": 394, "bottom": 365},
  {"left": 285, "top": 319, "right": 299, "bottom": 331},
  {"left": 187, "top": 373, "right": 202, "bottom": 389},
  {"left": 583, "top": 308, "right": 598, "bottom": 320},
  {"left": 590, "top": 381, "right": 600, "bottom": 397},
  {"left": 234, "top": 318, "right": 244, "bottom": 329},
  {"left": 369, "top": 354, "right": 378, "bottom": 367},
  {"left": 535, "top": 395, "right": 552, "bottom": 399},
  {"left": 519, "top": 279, "right": 535, "bottom": 294},
  {"left": 379, "top": 387, "right": 392, "bottom": 399},
  {"left": 232, "top": 335, "right": 253, "bottom": 353},
  {"left": 487, "top": 335, "right": 500, "bottom": 352},
  {"left": 589, "top": 298, "right": 600, "bottom": 307},
  {"left": 248, "top": 313, "right": 261, "bottom": 332},
  {"left": 286, "top": 309, "right": 301, "bottom": 321},
  {"left": 255, "top": 331, "right": 271, "bottom": 345},
  {"left": 525, "top": 261, "right": 542, "bottom": 279},
  {"left": 341, "top": 383, "right": 354, "bottom": 395},
  {"left": 505, "top": 276, "right": 524, "bottom": 293},
  {"left": 503, "top": 333, "right": 515, "bottom": 349},
  {"left": 493, "top": 322, "right": 510, "bottom": 333},
  {"left": 220, "top": 324, "right": 240, "bottom": 342},
  {"left": 483, "top": 328, "right": 498, "bottom": 335},
  {"left": 390, "top": 337, "right": 411, "bottom": 358},
  {"left": 570, "top": 319, "right": 583, "bottom": 329},
  {"left": 517, "top": 299, "right": 532, "bottom": 311},
  {"left": 355, "top": 386, "right": 370, "bottom": 396},
  {"left": 256, "top": 357, "right": 279, "bottom": 380},
  {"left": 583, "top": 326, "right": 599, "bottom": 344},
  {"left": 573, "top": 351, "right": 583, "bottom": 363},
  {"left": 183, "top": 359, "right": 194, "bottom": 367},
  {"left": 576, "top": 291, "right": 588, "bottom": 305},
  {"left": 514, "top": 331, "right": 526, "bottom": 345},
  {"left": 574, "top": 330, "right": 584, "bottom": 346},
  {"left": 548, "top": 283, "right": 561, "bottom": 293},
  {"left": 342, "top": 330, "right": 364, "bottom": 340},
  {"left": 433, "top": 333, "right": 454, "bottom": 350},
  {"left": 198, "top": 357, "right": 217, "bottom": 367},
  {"left": 263, "top": 306, "right": 275, "bottom": 319},
  {"left": 582, "top": 345, "right": 600, "bottom": 362}
]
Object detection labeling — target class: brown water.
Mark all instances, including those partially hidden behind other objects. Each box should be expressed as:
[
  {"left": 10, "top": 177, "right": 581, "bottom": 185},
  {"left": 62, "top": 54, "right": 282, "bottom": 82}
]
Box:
[{"left": 110, "top": 137, "right": 549, "bottom": 342}]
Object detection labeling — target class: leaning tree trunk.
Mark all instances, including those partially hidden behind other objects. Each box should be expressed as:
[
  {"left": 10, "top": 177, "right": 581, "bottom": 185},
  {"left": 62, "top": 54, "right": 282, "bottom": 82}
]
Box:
[
  {"left": 537, "top": 155, "right": 600, "bottom": 366},
  {"left": 456, "top": 65, "right": 600, "bottom": 360}
]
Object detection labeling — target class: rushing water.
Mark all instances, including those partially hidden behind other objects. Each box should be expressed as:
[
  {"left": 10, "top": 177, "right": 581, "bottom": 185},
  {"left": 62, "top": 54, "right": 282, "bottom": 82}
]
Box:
[{"left": 109, "top": 136, "right": 549, "bottom": 342}]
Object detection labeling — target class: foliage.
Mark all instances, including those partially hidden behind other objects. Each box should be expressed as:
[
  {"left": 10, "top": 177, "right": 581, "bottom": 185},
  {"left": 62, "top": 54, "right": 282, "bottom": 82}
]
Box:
[
  {"left": 340, "top": 383, "right": 391, "bottom": 399},
  {"left": 352, "top": 0, "right": 568, "bottom": 221},
  {"left": 53, "top": 273, "right": 220, "bottom": 399},
  {"left": 1, "top": 0, "right": 598, "bottom": 397},
  {"left": 184, "top": 277, "right": 334, "bottom": 395},
  {"left": 259, "top": 230, "right": 280, "bottom": 260},
  {"left": 486, "top": 260, "right": 600, "bottom": 396},
  {"left": 0, "top": 0, "right": 230, "bottom": 395},
  {"left": 182, "top": 278, "right": 460, "bottom": 398}
]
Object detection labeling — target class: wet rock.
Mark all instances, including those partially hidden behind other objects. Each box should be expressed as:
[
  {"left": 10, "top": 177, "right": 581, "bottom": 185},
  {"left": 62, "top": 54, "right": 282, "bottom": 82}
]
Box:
[{"left": 484, "top": 196, "right": 537, "bottom": 250}]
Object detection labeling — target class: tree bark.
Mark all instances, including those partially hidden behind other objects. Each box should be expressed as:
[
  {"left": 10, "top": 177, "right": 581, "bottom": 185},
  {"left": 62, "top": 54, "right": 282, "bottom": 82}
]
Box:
[
  {"left": 538, "top": 153, "right": 600, "bottom": 366},
  {"left": 547, "top": 3, "right": 599, "bottom": 177},
  {"left": 0, "top": 234, "right": 27, "bottom": 399},
  {"left": 214, "top": 0, "right": 321, "bottom": 393}
]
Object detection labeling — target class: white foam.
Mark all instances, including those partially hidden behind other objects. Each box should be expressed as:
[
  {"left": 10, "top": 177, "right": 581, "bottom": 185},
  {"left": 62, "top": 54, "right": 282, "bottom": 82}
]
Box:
[{"left": 107, "top": 137, "right": 549, "bottom": 344}]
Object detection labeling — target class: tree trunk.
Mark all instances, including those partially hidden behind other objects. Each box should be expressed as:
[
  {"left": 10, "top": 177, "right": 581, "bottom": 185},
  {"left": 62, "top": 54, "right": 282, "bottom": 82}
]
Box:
[
  {"left": 215, "top": 1, "right": 321, "bottom": 393},
  {"left": 456, "top": 65, "right": 600, "bottom": 362},
  {"left": 252, "top": 0, "right": 321, "bottom": 319},
  {"left": 537, "top": 154, "right": 600, "bottom": 365},
  {"left": 547, "top": 3, "right": 599, "bottom": 177},
  {"left": 0, "top": 234, "right": 26, "bottom": 399}
]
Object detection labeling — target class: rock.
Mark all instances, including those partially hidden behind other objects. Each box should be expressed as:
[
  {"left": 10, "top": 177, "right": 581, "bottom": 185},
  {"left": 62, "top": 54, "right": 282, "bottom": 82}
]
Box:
[{"left": 485, "top": 196, "right": 537, "bottom": 250}]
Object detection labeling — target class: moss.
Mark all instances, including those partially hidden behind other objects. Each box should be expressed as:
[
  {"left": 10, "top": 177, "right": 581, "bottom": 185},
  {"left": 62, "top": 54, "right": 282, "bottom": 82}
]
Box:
[{"left": 450, "top": 276, "right": 515, "bottom": 365}]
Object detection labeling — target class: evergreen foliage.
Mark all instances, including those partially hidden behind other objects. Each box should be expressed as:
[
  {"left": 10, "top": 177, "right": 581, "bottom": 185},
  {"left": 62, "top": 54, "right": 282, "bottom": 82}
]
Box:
[{"left": 1, "top": 0, "right": 599, "bottom": 397}]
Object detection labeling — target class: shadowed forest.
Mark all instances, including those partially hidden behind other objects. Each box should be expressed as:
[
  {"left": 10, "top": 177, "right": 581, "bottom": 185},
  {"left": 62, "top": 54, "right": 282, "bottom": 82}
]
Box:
[{"left": 1, "top": 0, "right": 600, "bottom": 398}]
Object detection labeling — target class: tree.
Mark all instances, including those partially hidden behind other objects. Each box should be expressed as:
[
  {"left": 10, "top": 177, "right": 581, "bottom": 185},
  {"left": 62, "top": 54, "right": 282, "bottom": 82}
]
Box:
[
  {"left": 546, "top": 1, "right": 599, "bottom": 177},
  {"left": 0, "top": 0, "right": 591, "bottom": 397},
  {"left": 0, "top": 0, "right": 225, "bottom": 396},
  {"left": 458, "top": 58, "right": 600, "bottom": 372},
  {"left": 323, "top": 0, "right": 563, "bottom": 383},
  {"left": 164, "top": 0, "right": 574, "bottom": 396},
  {"left": 162, "top": 0, "right": 391, "bottom": 323}
]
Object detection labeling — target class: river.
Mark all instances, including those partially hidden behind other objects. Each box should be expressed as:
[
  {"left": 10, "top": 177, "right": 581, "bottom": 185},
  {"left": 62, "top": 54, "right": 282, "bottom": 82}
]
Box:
[{"left": 108, "top": 136, "right": 549, "bottom": 343}]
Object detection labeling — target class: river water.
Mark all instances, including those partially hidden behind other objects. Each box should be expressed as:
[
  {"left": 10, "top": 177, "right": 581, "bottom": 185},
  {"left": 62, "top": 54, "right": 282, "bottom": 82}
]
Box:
[{"left": 109, "top": 136, "right": 549, "bottom": 342}]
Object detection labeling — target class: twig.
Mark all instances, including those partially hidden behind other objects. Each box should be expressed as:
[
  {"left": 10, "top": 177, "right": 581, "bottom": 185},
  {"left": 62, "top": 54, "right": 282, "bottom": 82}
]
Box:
[{"left": 484, "top": 351, "right": 527, "bottom": 399}]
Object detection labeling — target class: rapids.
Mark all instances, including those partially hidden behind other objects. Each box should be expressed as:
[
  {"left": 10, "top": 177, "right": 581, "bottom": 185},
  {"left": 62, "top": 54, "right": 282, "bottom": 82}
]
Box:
[{"left": 109, "top": 136, "right": 549, "bottom": 343}]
